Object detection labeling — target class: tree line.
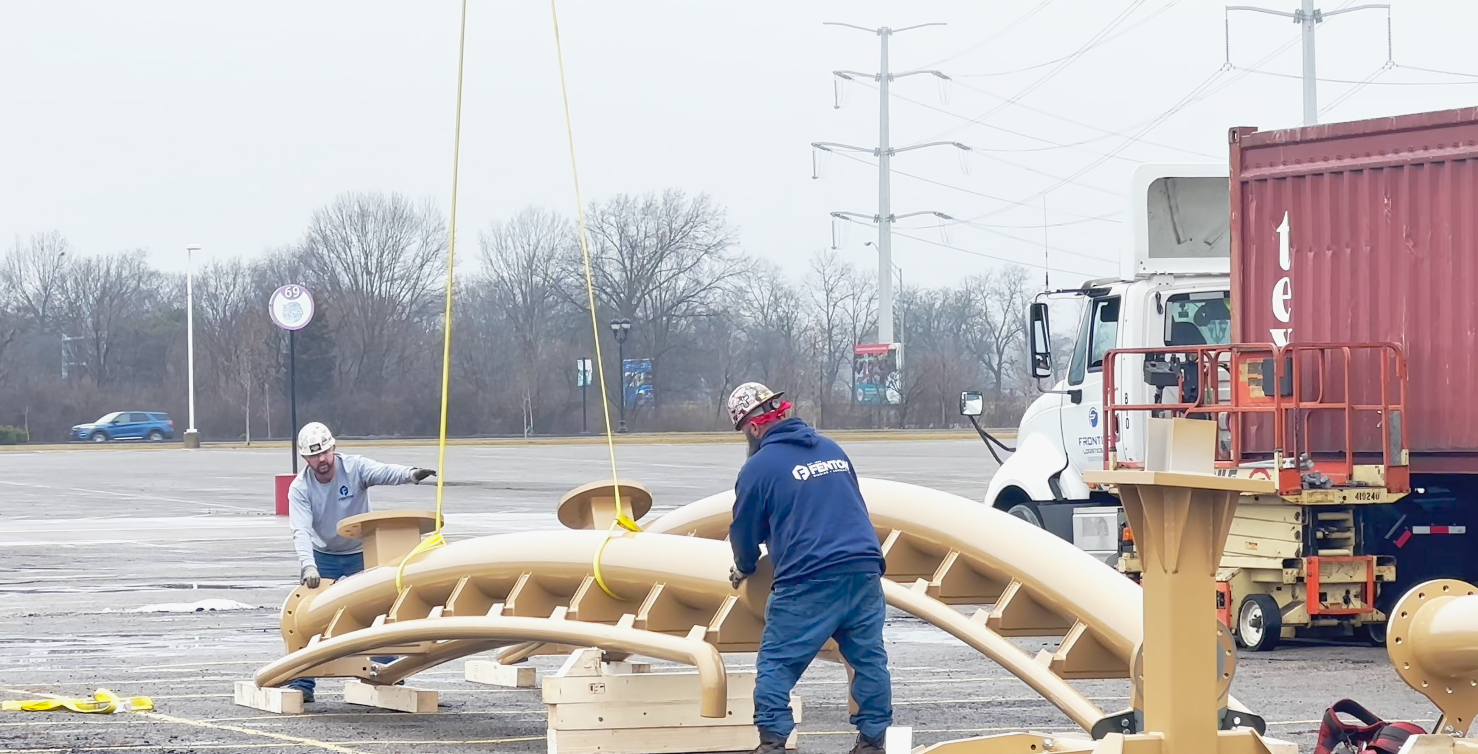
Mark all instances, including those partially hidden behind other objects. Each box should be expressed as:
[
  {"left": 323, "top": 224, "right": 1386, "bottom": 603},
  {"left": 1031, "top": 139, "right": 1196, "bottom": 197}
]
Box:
[{"left": 0, "top": 189, "right": 1040, "bottom": 443}]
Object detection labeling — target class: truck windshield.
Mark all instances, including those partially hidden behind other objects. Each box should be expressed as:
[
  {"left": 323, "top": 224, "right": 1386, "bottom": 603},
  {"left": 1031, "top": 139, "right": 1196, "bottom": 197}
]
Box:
[
  {"left": 1069, "top": 296, "right": 1120, "bottom": 384},
  {"left": 1164, "top": 291, "right": 1231, "bottom": 346}
]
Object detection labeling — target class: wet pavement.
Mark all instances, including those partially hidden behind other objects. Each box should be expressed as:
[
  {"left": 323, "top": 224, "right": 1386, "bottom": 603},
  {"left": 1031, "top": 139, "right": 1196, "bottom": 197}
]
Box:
[{"left": 0, "top": 440, "right": 1438, "bottom": 752}]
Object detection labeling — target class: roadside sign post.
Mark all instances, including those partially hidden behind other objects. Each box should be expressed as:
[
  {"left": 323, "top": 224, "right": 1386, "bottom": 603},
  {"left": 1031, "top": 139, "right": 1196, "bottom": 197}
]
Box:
[
  {"left": 269, "top": 285, "right": 315, "bottom": 476},
  {"left": 576, "top": 358, "right": 593, "bottom": 434}
]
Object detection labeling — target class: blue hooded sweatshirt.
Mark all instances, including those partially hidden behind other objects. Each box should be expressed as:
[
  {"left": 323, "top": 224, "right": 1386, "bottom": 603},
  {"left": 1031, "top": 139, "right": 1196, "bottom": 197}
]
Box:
[{"left": 730, "top": 417, "right": 885, "bottom": 587}]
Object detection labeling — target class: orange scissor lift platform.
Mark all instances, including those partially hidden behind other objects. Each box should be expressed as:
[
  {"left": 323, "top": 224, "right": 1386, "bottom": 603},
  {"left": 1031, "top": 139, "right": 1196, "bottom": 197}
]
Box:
[{"left": 1099, "top": 342, "right": 1408, "bottom": 650}]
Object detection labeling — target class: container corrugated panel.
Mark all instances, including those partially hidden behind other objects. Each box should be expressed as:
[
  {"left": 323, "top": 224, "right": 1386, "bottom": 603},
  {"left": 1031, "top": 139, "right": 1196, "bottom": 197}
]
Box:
[{"left": 1230, "top": 107, "right": 1478, "bottom": 473}]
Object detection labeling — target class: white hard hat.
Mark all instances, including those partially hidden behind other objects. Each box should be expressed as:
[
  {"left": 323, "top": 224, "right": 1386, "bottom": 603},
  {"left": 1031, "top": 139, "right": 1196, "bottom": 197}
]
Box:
[
  {"left": 727, "top": 382, "right": 785, "bottom": 430},
  {"left": 297, "top": 422, "right": 336, "bottom": 456}
]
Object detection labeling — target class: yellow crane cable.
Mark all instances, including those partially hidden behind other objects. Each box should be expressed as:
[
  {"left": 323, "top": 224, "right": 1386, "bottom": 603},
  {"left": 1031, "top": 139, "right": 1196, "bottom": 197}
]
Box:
[
  {"left": 550, "top": 0, "right": 642, "bottom": 600},
  {"left": 396, "top": 0, "right": 469, "bottom": 593}
]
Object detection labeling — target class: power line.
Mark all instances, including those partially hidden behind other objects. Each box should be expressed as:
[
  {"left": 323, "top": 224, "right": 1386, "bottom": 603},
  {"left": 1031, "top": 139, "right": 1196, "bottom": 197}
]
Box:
[
  {"left": 960, "top": 66, "right": 1234, "bottom": 223},
  {"left": 879, "top": 83, "right": 1158, "bottom": 167},
  {"left": 1230, "top": 64, "right": 1478, "bottom": 86},
  {"left": 924, "top": 0, "right": 1150, "bottom": 141},
  {"left": 828, "top": 150, "right": 1122, "bottom": 224},
  {"left": 952, "top": 0, "right": 1187, "bottom": 79},
  {"left": 912, "top": 77, "right": 1221, "bottom": 159},
  {"left": 957, "top": 22, "right": 1329, "bottom": 224},
  {"left": 919, "top": 0, "right": 1057, "bottom": 68},
  {"left": 1319, "top": 63, "right": 1392, "bottom": 117},
  {"left": 1397, "top": 63, "right": 1478, "bottom": 80},
  {"left": 891, "top": 228, "right": 1114, "bottom": 276}
]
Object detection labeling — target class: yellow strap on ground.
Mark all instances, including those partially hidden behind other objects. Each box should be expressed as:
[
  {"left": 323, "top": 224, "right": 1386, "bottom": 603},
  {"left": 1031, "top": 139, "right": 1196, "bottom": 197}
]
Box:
[
  {"left": 396, "top": 0, "right": 469, "bottom": 594},
  {"left": 549, "top": 0, "right": 642, "bottom": 598},
  {"left": 2, "top": 689, "right": 153, "bottom": 714}
]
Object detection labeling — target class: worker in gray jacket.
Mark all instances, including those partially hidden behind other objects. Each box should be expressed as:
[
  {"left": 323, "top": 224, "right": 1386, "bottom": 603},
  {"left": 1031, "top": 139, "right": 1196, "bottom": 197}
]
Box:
[{"left": 284, "top": 421, "right": 435, "bottom": 700}]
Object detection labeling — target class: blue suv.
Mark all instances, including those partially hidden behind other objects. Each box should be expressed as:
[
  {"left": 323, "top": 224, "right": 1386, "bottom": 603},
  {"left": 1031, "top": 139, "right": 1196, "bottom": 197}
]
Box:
[{"left": 71, "top": 412, "right": 176, "bottom": 443}]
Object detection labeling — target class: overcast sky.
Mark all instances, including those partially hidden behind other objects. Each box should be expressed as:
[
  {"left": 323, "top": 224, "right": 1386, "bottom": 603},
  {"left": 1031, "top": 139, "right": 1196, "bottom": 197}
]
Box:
[{"left": 4, "top": 0, "right": 1477, "bottom": 293}]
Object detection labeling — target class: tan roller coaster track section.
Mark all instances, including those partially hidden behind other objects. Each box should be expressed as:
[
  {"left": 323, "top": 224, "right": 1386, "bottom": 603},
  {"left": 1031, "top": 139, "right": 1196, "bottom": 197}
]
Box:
[{"left": 257, "top": 477, "right": 1263, "bottom": 736}]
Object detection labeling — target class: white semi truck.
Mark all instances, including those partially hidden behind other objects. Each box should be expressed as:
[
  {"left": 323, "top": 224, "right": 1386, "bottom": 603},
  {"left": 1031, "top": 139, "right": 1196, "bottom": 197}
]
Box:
[{"left": 968, "top": 163, "right": 1234, "bottom": 562}]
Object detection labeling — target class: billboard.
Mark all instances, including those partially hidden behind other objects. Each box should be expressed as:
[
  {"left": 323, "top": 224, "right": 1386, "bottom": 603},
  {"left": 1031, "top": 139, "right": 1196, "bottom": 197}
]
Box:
[
  {"left": 622, "top": 358, "right": 654, "bottom": 409},
  {"left": 852, "top": 343, "right": 903, "bottom": 405}
]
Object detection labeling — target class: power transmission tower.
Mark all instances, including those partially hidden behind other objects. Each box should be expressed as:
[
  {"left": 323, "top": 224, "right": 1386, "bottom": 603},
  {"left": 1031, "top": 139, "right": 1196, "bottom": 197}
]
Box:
[
  {"left": 813, "top": 22, "right": 969, "bottom": 346},
  {"left": 1227, "top": 1, "right": 1390, "bottom": 125}
]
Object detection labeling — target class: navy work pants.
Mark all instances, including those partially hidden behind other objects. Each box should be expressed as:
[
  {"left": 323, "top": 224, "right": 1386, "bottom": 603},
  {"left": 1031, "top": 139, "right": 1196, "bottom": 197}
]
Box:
[
  {"left": 286, "top": 551, "right": 394, "bottom": 695},
  {"left": 754, "top": 570, "right": 893, "bottom": 741}
]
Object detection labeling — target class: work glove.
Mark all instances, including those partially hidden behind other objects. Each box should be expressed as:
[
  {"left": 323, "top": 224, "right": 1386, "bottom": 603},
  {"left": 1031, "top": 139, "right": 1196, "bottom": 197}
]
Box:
[
  {"left": 729, "top": 566, "right": 748, "bottom": 590},
  {"left": 300, "top": 564, "right": 321, "bottom": 589},
  {"left": 410, "top": 468, "right": 436, "bottom": 484}
]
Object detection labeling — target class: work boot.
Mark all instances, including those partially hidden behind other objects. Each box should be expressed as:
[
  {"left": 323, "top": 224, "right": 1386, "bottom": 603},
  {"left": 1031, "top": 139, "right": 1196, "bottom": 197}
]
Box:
[
  {"left": 751, "top": 729, "right": 788, "bottom": 754},
  {"left": 848, "top": 733, "right": 885, "bottom": 754}
]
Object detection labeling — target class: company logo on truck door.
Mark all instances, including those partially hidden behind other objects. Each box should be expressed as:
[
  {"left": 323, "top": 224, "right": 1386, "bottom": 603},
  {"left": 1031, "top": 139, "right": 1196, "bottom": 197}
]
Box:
[
  {"left": 1270, "top": 211, "right": 1293, "bottom": 347},
  {"left": 1088, "top": 408, "right": 1099, "bottom": 428}
]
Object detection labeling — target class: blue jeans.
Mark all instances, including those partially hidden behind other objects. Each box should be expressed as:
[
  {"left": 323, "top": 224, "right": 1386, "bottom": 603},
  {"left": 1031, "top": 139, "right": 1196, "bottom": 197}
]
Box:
[
  {"left": 286, "top": 551, "right": 395, "bottom": 695},
  {"left": 755, "top": 570, "right": 892, "bottom": 741}
]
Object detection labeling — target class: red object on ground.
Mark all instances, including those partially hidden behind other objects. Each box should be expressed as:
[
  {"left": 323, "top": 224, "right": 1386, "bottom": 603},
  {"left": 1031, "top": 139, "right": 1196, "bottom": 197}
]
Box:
[
  {"left": 275, "top": 473, "right": 295, "bottom": 516},
  {"left": 1230, "top": 107, "right": 1478, "bottom": 474}
]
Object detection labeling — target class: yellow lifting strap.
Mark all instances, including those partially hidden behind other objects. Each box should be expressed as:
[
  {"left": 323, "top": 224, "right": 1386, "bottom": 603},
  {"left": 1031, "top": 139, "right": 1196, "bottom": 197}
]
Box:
[
  {"left": 550, "top": 0, "right": 643, "bottom": 599},
  {"left": 3, "top": 689, "right": 154, "bottom": 714}
]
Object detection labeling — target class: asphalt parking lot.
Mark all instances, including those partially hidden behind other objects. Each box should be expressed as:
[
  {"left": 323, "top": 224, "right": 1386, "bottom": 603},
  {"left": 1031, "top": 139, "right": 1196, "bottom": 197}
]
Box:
[{"left": 0, "top": 438, "right": 1439, "bottom": 753}]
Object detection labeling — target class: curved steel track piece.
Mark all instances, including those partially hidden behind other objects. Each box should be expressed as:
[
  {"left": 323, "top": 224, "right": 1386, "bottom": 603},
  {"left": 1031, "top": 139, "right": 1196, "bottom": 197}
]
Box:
[
  {"left": 261, "top": 478, "right": 1257, "bottom": 734},
  {"left": 255, "top": 614, "right": 728, "bottom": 718}
]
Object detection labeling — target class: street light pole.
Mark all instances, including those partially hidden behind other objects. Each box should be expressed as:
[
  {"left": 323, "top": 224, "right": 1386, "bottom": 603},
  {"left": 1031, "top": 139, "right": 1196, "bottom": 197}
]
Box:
[
  {"left": 184, "top": 244, "right": 201, "bottom": 448},
  {"left": 609, "top": 318, "right": 632, "bottom": 433}
]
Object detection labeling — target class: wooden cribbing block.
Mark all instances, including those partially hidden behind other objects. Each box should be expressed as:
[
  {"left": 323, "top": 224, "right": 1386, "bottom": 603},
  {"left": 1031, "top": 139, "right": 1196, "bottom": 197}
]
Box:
[
  {"left": 465, "top": 660, "right": 537, "bottom": 688},
  {"left": 233, "top": 681, "right": 303, "bottom": 714},
  {"left": 343, "top": 679, "right": 437, "bottom": 713},
  {"left": 544, "top": 648, "right": 799, "bottom": 754},
  {"left": 546, "top": 725, "right": 798, "bottom": 754}
]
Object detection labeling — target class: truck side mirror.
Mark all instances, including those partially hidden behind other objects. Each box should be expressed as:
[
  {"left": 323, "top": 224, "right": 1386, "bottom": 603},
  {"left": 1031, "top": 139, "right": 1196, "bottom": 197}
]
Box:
[
  {"left": 1029, "top": 302, "right": 1053, "bottom": 380},
  {"left": 960, "top": 391, "right": 984, "bottom": 417}
]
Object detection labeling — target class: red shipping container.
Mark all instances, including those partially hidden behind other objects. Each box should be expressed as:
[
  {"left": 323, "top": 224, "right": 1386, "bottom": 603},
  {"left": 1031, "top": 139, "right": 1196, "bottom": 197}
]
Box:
[{"left": 1229, "top": 107, "right": 1478, "bottom": 474}]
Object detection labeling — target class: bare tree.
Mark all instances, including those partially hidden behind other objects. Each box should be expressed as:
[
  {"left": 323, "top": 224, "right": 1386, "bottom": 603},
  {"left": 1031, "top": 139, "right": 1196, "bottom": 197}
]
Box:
[
  {"left": 805, "top": 249, "right": 875, "bottom": 428},
  {"left": 299, "top": 191, "right": 447, "bottom": 394},
  {"left": 732, "top": 260, "right": 805, "bottom": 391},
  {"left": 964, "top": 265, "right": 1031, "bottom": 399},
  {"left": 58, "top": 250, "right": 162, "bottom": 388},
  {"left": 3, "top": 231, "right": 72, "bottom": 331},
  {"left": 573, "top": 190, "right": 747, "bottom": 412},
  {"left": 480, "top": 207, "right": 576, "bottom": 435},
  {"left": 195, "top": 257, "right": 278, "bottom": 441}
]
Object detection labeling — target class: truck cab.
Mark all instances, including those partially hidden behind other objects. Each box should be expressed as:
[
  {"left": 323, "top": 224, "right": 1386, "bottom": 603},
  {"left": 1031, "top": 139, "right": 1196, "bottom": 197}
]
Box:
[{"left": 983, "top": 164, "right": 1232, "bottom": 551}]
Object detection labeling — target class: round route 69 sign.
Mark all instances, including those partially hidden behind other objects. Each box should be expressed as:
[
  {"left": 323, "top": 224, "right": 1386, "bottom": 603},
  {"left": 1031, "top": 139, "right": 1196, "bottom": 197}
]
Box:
[{"left": 268, "top": 284, "right": 315, "bottom": 331}]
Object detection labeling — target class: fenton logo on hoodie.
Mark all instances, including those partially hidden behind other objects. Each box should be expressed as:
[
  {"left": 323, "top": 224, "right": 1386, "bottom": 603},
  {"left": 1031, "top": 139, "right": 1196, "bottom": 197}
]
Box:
[{"left": 792, "top": 459, "right": 850, "bottom": 481}]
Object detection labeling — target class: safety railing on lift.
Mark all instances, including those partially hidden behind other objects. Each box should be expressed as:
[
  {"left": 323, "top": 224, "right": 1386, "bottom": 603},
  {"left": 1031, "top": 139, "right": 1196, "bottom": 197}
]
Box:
[{"left": 1099, "top": 342, "right": 1409, "bottom": 496}]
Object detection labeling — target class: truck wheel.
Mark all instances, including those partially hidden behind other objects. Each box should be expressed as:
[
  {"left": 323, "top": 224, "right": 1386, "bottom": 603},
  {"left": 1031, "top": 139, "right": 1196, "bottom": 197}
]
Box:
[
  {"left": 1236, "top": 594, "right": 1282, "bottom": 652},
  {"left": 1360, "top": 621, "right": 1386, "bottom": 647},
  {"left": 1004, "top": 501, "right": 1044, "bottom": 528}
]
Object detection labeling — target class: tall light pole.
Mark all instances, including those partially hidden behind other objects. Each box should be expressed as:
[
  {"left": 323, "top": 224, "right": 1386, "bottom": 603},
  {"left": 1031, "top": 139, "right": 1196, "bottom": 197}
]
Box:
[
  {"left": 1227, "top": 1, "right": 1390, "bottom": 125},
  {"left": 184, "top": 244, "right": 201, "bottom": 449},
  {"left": 609, "top": 318, "right": 632, "bottom": 433},
  {"left": 816, "top": 21, "right": 965, "bottom": 345}
]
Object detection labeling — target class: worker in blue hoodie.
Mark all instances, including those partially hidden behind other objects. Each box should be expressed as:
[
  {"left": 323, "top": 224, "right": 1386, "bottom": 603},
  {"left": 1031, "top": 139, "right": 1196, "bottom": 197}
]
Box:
[{"left": 725, "top": 382, "right": 892, "bottom": 754}]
